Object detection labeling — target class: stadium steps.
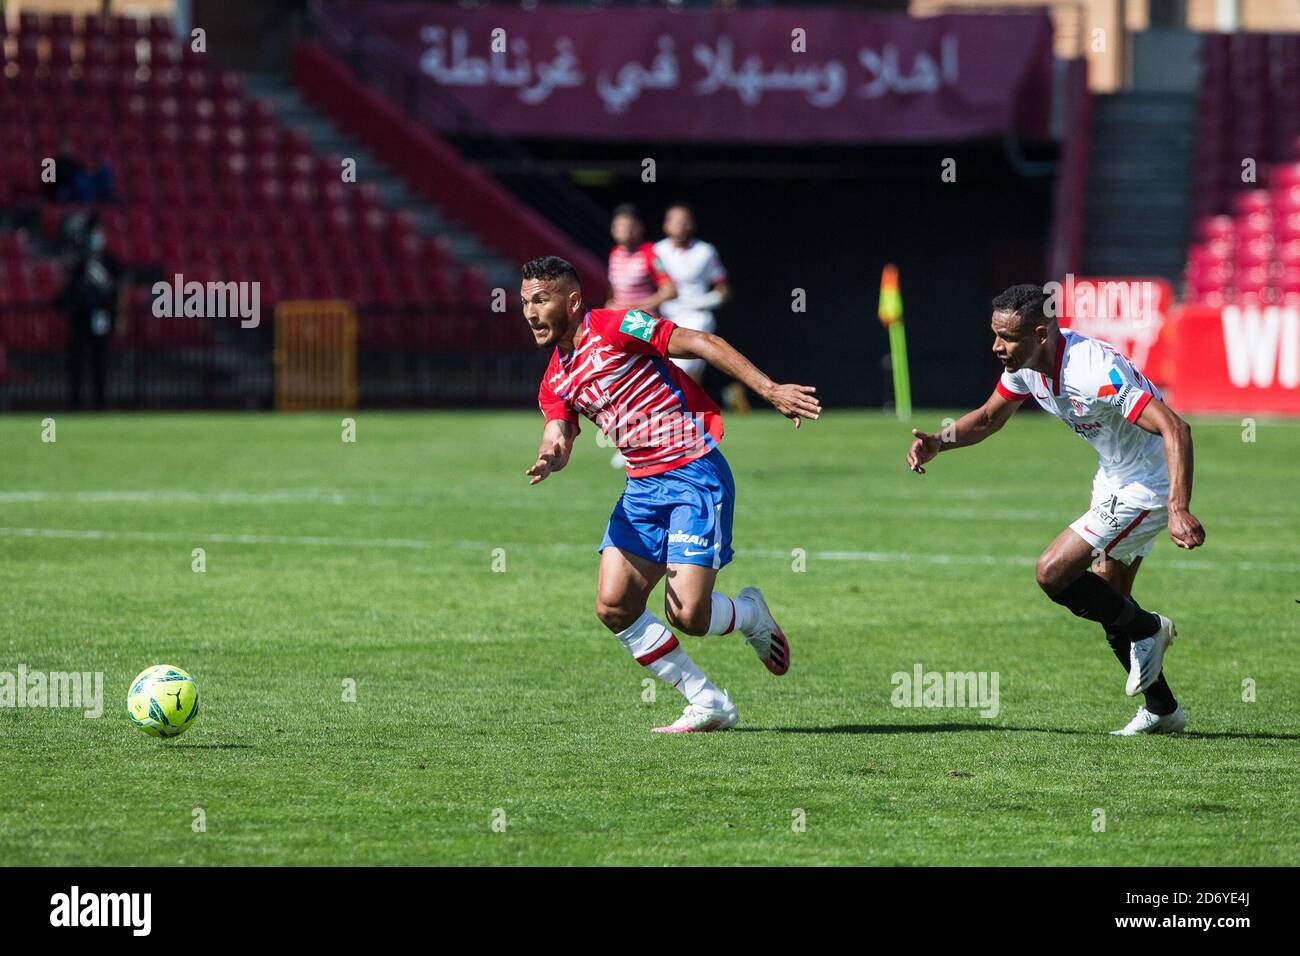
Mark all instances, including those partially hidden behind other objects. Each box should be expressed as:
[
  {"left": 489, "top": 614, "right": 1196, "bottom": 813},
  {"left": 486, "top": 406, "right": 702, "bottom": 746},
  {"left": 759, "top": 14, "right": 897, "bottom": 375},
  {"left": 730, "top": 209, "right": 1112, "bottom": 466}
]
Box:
[
  {"left": 1080, "top": 92, "right": 1197, "bottom": 282},
  {"left": 240, "top": 72, "right": 518, "bottom": 292}
]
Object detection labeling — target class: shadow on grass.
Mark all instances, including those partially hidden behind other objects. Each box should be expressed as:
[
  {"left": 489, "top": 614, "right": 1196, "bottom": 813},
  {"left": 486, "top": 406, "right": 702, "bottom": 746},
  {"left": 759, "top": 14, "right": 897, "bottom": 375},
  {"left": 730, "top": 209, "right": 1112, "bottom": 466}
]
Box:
[
  {"left": 736, "top": 723, "right": 1300, "bottom": 740},
  {"left": 162, "top": 743, "right": 256, "bottom": 749}
]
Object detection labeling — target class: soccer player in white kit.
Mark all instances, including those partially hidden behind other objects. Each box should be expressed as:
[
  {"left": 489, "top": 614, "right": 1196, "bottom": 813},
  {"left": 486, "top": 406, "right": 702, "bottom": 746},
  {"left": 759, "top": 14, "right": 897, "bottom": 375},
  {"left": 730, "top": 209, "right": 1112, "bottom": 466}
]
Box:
[
  {"left": 653, "top": 203, "right": 731, "bottom": 383},
  {"left": 906, "top": 285, "right": 1206, "bottom": 736}
]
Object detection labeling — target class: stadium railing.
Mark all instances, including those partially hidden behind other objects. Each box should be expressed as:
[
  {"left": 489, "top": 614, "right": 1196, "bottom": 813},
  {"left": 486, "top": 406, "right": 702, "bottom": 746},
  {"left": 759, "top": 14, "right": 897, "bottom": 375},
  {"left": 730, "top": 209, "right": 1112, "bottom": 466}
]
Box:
[{"left": 0, "top": 300, "right": 542, "bottom": 412}]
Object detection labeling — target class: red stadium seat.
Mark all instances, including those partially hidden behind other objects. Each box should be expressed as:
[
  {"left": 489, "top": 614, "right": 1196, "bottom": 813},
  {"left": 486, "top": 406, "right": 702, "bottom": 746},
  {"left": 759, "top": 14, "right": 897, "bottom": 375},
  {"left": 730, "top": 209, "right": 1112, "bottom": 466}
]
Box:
[{"left": 1, "top": 35, "right": 497, "bottom": 356}]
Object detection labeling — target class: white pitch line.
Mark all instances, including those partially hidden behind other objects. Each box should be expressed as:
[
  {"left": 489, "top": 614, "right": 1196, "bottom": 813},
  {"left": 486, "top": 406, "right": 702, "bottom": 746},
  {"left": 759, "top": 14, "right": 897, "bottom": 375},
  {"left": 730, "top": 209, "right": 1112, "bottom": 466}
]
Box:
[
  {"left": 1, "top": 526, "right": 1298, "bottom": 574},
  {"left": 0, "top": 526, "right": 433, "bottom": 550},
  {"left": 0, "top": 489, "right": 430, "bottom": 506},
  {"left": 2, "top": 489, "right": 1297, "bottom": 531}
]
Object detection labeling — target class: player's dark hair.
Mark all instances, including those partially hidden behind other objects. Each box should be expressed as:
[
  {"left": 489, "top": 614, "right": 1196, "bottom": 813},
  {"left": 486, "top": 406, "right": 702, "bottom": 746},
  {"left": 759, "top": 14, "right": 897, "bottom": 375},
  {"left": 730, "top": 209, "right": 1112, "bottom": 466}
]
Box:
[
  {"left": 991, "top": 284, "right": 1049, "bottom": 330},
  {"left": 665, "top": 201, "right": 693, "bottom": 217},
  {"left": 521, "top": 256, "right": 579, "bottom": 285},
  {"left": 611, "top": 203, "right": 641, "bottom": 223}
]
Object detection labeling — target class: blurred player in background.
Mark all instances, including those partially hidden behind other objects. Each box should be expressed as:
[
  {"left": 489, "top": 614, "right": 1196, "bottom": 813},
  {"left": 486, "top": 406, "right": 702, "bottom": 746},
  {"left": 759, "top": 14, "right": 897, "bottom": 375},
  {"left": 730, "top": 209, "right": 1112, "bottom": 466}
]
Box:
[
  {"left": 521, "top": 256, "right": 820, "bottom": 733},
  {"left": 606, "top": 203, "right": 676, "bottom": 313},
  {"left": 653, "top": 203, "right": 730, "bottom": 383},
  {"left": 654, "top": 202, "right": 750, "bottom": 414},
  {"left": 906, "top": 284, "right": 1205, "bottom": 736},
  {"left": 607, "top": 204, "right": 677, "bottom": 467}
]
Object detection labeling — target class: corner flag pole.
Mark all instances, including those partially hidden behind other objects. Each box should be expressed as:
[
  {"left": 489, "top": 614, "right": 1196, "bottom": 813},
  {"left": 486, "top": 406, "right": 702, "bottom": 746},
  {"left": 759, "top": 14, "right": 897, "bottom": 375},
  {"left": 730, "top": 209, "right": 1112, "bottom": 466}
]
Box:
[{"left": 878, "top": 264, "right": 911, "bottom": 419}]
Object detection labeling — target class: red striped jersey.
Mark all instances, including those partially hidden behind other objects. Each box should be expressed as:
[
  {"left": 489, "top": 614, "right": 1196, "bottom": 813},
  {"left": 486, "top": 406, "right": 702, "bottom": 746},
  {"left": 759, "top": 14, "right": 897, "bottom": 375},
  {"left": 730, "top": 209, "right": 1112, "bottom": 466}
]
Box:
[
  {"left": 538, "top": 308, "right": 723, "bottom": 477},
  {"left": 607, "top": 243, "right": 668, "bottom": 309}
]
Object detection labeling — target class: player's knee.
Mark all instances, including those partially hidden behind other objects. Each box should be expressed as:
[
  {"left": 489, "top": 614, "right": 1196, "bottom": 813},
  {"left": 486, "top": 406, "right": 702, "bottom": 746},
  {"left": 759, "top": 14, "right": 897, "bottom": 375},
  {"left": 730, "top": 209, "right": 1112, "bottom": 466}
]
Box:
[
  {"left": 1035, "top": 552, "right": 1072, "bottom": 596},
  {"left": 595, "top": 597, "right": 639, "bottom": 633},
  {"left": 664, "top": 598, "right": 710, "bottom": 637}
]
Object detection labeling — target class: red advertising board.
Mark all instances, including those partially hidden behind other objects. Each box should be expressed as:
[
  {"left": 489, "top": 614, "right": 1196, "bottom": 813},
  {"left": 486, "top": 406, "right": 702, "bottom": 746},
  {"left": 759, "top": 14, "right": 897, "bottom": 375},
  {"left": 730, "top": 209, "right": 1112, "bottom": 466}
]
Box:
[
  {"left": 1054, "top": 278, "right": 1300, "bottom": 414},
  {"left": 1167, "top": 304, "right": 1300, "bottom": 415}
]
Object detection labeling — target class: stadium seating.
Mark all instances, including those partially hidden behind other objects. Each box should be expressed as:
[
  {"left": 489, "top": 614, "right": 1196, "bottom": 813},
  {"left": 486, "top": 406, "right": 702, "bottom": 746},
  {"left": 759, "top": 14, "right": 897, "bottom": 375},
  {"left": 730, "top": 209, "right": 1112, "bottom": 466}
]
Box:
[
  {"left": 0, "top": 12, "right": 502, "bottom": 353},
  {"left": 290, "top": 42, "right": 608, "bottom": 302},
  {"left": 1184, "top": 33, "right": 1300, "bottom": 307}
]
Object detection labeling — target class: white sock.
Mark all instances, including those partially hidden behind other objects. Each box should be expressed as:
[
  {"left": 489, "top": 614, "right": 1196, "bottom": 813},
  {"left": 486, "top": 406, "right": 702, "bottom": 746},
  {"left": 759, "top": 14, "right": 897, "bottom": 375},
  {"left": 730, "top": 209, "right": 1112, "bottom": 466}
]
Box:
[
  {"left": 706, "top": 592, "right": 759, "bottom": 636},
  {"left": 645, "top": 648, "right": 726, "bottom": 710},
  {"left": 616, "top": 609, "right": 725, "bottom": 709}
]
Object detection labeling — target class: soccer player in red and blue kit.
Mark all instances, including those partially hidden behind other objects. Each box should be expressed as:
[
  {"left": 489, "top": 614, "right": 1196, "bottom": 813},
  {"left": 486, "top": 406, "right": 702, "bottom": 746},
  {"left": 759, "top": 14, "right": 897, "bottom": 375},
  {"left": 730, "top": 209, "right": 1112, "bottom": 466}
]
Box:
[{"left": 521, "top": 256, "right": 821, "bottom": 732}]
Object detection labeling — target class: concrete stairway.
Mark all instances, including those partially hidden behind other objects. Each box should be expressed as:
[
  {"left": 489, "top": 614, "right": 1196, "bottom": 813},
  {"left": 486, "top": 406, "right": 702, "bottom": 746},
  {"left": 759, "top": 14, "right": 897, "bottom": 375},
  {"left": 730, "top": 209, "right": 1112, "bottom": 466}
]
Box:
[
  {"left": 240, "top": 71, "right": 518, "bottom": 292},
  {"left": 1081, "top": 92, "right": 1198, "bottom": 283}
]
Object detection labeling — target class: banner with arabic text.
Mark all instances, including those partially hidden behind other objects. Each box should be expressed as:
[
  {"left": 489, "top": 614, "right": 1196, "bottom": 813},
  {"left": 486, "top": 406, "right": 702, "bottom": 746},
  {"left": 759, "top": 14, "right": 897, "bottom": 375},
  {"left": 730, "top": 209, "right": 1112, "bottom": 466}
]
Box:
[{"left": 328, "top": 4, "right": 1054, "bottom": 144}]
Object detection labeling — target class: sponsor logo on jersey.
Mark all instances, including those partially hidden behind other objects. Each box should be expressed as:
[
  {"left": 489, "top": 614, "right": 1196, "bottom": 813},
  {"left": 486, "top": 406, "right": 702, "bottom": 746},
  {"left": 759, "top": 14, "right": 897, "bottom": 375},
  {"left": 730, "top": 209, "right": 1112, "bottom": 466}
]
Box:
[
  {"left": 1069, "top": 397, "right": 1088, "bottom": 417},
  {"left": 1097, "top": 368, "right": 1124, "bottom": 397},
  {"left": 619, "top": 310, "right": 658, "bottom": 341}
]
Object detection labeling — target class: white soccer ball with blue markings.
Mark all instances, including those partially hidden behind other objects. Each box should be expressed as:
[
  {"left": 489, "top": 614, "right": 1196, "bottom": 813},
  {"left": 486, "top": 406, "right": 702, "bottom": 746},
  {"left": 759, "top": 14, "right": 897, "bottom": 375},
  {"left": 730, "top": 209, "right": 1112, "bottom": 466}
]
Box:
[{"left": 127, "top": 665, "right": 199, "bottom": 738}]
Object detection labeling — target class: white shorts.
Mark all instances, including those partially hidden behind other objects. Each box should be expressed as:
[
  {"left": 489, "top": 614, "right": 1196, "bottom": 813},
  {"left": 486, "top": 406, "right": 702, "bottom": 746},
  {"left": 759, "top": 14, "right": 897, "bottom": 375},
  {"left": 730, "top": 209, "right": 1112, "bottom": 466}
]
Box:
[{"left": 1069, "top": 487, "right": 1167, "bottom": 566}]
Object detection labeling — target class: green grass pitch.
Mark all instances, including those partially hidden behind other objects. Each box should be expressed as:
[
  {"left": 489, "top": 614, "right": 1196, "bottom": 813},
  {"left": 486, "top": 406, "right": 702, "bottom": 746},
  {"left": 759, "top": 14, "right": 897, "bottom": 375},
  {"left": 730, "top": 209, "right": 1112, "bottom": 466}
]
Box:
[{"left": 1, "top": 409, "right": 1297, "bottom": 865}]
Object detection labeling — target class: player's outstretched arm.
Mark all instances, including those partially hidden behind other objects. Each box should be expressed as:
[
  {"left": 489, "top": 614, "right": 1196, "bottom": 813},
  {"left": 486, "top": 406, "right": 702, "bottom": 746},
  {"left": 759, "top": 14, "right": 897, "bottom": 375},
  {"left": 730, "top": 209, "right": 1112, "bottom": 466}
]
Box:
[
  {"left": 907, "top": 388, "right": 1020, "bottom": 474},
  {"left": 1133, "top": 397, "right": 1205, "bottom": 549},
  {"left": 526, "top": 418, "right": 577, "bottom": 485},
  {"left": 667, "top": 327, "right": 821, "bottom": 427}
]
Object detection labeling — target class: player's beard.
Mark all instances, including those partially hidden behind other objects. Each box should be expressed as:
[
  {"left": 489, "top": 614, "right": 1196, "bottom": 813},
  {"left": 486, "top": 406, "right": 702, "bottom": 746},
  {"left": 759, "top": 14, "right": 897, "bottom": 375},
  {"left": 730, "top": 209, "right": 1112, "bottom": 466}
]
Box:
[{"left": 529, "top": 320, "right": 558, "bottom": 348}]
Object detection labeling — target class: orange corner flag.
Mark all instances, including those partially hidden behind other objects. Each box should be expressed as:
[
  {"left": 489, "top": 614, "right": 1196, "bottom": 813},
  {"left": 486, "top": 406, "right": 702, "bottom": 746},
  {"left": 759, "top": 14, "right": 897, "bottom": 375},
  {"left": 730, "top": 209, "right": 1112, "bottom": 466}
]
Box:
[{"left": 878, "top": 264, "right": 902, "bottom": 326}]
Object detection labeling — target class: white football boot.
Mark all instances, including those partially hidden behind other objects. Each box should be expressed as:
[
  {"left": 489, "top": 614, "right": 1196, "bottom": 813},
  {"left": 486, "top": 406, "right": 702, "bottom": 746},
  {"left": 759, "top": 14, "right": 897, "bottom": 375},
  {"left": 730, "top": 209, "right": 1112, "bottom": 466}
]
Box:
[
  {"left": 1110, "top": 704, "right": 1187, "bottom": 736},
  {"left": 738, "top": 586, "right": 790, "bottom": 675},
  {"left": 652, "top": 694, "right": 739, "bottom": 734},
  {"left": 1126, "top": 613, "right": 1176, "bottom": 697}
]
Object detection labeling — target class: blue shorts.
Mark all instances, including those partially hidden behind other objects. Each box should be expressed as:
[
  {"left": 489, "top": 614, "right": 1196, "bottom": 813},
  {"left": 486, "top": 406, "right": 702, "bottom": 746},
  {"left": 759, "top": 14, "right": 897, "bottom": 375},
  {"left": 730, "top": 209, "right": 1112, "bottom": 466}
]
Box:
[{"left": 600, "top": 448, "right": 736, "bottom": 569}]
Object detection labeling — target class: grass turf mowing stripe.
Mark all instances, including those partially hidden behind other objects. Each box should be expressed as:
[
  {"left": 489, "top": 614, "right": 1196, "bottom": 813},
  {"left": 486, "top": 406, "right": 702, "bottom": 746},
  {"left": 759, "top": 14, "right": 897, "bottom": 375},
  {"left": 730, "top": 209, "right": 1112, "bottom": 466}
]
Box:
[{"left": 2, "top": 410, "right": 1296, "bottom": 866}]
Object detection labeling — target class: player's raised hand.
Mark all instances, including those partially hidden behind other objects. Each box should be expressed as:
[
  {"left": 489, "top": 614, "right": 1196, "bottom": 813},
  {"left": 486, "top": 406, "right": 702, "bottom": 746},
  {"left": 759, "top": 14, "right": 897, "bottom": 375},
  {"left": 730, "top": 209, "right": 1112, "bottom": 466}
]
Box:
[
  {"left": 526, "top": 451, "right": 560, "bottom": 485},
  {"left": 906, "top": 428, "right": 943, "bottom": 474},
  {"left": 765, "top": 383, "right": 820, "bottom": 428},
  {"left": 1168, "top": 509, "right": 1206, "bottom": 549}
]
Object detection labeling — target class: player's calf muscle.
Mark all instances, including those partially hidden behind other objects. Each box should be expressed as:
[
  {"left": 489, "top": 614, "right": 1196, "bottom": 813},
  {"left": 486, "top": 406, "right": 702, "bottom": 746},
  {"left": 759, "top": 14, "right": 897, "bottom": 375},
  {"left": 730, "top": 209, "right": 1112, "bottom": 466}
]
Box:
[
  {"left": 664, "top": 598, "right": 710, "bottom": 636},
  {"left": 663, "top": 565, "right": 719, "bottom": 636}
]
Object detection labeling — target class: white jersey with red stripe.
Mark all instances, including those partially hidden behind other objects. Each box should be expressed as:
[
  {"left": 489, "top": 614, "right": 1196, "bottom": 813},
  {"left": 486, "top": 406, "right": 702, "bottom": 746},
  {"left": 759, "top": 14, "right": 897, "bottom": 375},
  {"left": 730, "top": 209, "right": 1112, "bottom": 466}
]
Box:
[
  {"left": 653, "top": 237, "right": 726, "bottom": 329},
  {"left": 538, "top": 308, "right": 723, "bottom": 478},
  {"left": 996, "top": 328, "right": 1169, "bottom": 509}
]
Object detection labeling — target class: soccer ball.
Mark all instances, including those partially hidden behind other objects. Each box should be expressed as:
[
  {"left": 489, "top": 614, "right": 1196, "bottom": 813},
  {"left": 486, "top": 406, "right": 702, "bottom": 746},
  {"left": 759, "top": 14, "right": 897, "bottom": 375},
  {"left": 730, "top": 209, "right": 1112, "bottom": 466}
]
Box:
[{"left": 127, "top": 665, "right": 199, "bottom": 738}]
